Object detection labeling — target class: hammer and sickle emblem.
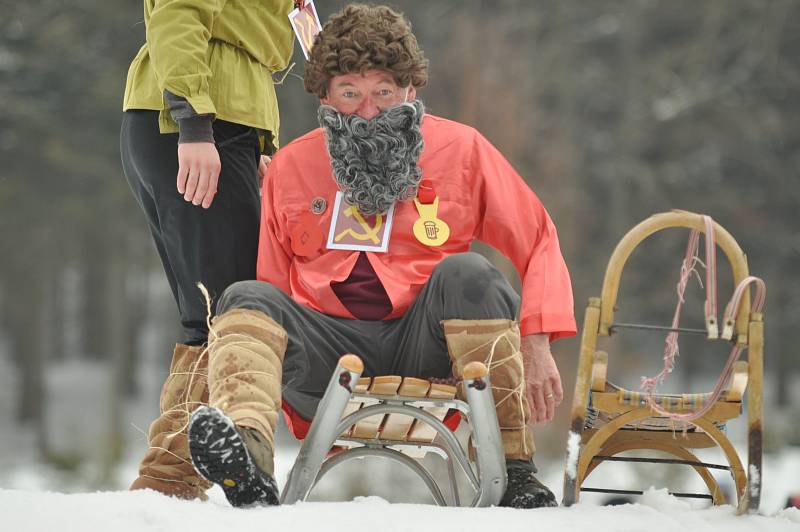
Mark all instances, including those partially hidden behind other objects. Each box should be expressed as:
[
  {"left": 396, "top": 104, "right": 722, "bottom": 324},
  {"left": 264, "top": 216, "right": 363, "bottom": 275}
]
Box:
[{"left": 335, "top": 206, "right": 383, "bottom": 244}]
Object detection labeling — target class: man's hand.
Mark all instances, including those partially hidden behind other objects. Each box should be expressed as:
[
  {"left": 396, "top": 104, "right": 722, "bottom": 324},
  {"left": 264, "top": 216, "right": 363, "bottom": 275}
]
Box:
[
  {"left": 177, "top": 142, "right": 222, "bottom": 209},
  {"left": 520, "top": 333, "right": 563, "bottom": 425},
  {"left": 258, "top": 155, "right": 272, "bottom": 188}
]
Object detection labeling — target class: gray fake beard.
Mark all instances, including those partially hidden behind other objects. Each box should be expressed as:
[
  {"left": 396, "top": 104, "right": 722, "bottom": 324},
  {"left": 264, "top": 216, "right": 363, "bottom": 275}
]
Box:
[{"left": 318, "top": 99, "right": 425, "bottom": 215}]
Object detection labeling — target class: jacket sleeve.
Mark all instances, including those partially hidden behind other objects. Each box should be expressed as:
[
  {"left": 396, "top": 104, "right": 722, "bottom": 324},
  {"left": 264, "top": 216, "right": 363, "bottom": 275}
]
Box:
[
  {"left": 471, "top": 131, "right": 577, "bottom": 341},
  {"left": 146, "top": 0, "right": 228, "bottom": 118},
  {"left": 257, "top": 154, "right": 293, "bottom": 293},
  {"left": 164, "top": 90, "right": 214, "bottom": 143}
]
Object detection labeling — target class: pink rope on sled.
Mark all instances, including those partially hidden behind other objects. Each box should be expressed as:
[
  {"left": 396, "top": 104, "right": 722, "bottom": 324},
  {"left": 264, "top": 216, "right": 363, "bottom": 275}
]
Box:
[{"left": 640, "top": 216, "right": 766, "bottom": 423}]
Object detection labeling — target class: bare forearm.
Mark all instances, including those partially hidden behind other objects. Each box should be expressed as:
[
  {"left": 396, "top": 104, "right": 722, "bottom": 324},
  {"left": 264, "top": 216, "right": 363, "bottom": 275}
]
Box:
[
  {"left": 520, "top": 333, "right": 563, "bottom": 424},
  {"left": 521, "top": 333, "right": 551, "bottom": 361}
]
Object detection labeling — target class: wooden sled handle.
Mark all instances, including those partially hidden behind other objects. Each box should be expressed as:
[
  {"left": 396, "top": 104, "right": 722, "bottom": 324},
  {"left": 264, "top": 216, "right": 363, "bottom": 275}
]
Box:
[
  {"left": 598, "top": 210, "right": 751, "bottom": 341},
  {"left": 339, "top": 354, "right": 364, "bottom": 373}
]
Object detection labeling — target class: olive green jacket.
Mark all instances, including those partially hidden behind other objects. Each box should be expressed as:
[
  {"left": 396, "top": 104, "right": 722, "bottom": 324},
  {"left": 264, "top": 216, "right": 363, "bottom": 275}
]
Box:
[{"left": 123, "top": 0, "right": 294, "bottom": 152}]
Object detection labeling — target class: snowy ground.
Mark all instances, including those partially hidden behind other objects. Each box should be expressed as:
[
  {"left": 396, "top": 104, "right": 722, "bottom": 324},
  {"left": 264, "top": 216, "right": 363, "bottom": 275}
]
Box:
[
  {"left": 2, "top": 486, "right": 799, "bottom": 532},
  {"left": 3, "top": 409, "right": 800, "bottom": 531}
]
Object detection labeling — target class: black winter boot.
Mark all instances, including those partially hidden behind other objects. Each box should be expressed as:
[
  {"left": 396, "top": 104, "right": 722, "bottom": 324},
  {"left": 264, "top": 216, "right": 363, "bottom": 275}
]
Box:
[
  {"left": 188, "top": 406, "right": 280, "bottom": 507},
  {"left": 499, "top": 459, "right": 558, "bottom": 508}
]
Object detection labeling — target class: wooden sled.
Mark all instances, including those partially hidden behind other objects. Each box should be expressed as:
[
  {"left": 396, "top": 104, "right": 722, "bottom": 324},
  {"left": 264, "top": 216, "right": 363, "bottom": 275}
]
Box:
[
  {"left": 281, "top": 355, "right": 507, "bottom": 506},
  {"left": 562, "top": 211, "right": 765, "bottom": 514}
]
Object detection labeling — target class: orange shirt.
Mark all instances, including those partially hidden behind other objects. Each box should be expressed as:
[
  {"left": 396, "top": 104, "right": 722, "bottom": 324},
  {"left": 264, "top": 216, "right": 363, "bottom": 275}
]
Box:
[{"left": 258, "top": 114, "right": 577, "bottom": 340}]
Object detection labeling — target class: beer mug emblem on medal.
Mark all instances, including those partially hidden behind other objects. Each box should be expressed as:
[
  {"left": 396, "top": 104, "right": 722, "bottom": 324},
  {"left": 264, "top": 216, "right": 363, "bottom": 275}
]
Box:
[{"left": 413, "top": 197, "right": 450, "bottom": 247}]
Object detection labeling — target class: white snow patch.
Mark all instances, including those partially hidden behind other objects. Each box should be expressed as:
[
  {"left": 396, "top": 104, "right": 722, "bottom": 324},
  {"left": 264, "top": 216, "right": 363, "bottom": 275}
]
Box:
[
  {"left": 639, "top": 487, "right": 691, "bottom": 513},
  {"left": 775, "top": 507, "right": 800, "bottom": 523},
  {"left": 565, "top": 430, "right": 581, "bottom": 479},
  {"left": 749, "top": 465, "right": 761, "bottom": 498}
]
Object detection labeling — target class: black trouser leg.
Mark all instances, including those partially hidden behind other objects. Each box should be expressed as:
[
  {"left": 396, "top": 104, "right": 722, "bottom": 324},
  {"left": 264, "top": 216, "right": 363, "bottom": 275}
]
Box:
[{"left": 120, "top": 110, "right": 261, "bottom": 345}]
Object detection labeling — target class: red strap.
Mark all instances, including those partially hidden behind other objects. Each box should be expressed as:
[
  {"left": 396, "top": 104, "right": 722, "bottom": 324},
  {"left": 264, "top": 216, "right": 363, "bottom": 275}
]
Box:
[
  {"left": 417, "top": 178, "right": 436, "bottom": 204},
  {"left": 281, "top": 401, "right": 312, "bottom": 440},
  {"left": 443, "top": 410, "right": 462, "bottom": 432}
]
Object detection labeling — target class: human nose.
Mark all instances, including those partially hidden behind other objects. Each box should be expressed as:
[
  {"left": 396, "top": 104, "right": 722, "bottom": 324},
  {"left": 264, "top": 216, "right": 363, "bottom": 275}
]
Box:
[{"left": 355, "top": 95, "right": 380, "bottom": 120}]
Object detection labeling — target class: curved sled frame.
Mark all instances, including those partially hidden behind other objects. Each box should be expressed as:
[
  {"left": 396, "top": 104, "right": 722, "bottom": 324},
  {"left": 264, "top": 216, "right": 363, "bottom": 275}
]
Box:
[
  {"left": 562, "top": 211, "right": 764, "bottom": 514},
  {"left": 598, "top": 210, "right": 752, "bottom": 341},
  {"left": 282, "top": 357, "right": 507, "bottom": 507},
  {"left": 317, "top": 445, "right": 450, "bottom": 505}
]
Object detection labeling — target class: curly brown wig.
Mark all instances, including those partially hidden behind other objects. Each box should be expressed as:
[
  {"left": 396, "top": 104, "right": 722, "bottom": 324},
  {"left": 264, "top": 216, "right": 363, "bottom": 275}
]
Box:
[{"left": 304, "top": 4, "right": 429, "bottom": 98}]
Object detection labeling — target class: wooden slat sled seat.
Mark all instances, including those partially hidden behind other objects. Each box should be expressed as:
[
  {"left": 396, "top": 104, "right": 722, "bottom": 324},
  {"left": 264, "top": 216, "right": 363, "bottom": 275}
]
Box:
[
  {"left": 340, "top": 375, "right": 460, "bottom": 453},
  {"left": 585, "top": 351, "right": 748, "bottom": 438},
  {"left": 281, "top": 356, "right": 508, "bottom": 507}
]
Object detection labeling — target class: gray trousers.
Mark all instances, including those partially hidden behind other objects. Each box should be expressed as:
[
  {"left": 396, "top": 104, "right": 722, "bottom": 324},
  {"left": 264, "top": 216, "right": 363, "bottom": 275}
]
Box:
[{"left": 217, "top": 252, "right": 520, "bottom": 420}]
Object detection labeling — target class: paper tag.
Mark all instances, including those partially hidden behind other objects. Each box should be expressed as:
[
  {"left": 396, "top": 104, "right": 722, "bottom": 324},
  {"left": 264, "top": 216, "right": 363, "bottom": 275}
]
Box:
[
  {"left": 288, "top": 0, "right": 323, "bottom": 60},
  {"left": 326, "top": 191, "right": 395, "bottom": 253}
]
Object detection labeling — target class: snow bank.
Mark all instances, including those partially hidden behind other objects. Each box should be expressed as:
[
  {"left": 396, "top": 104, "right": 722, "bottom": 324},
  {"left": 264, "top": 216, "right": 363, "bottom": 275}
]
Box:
[{"left": 1, "top": 487, "right": 798, "bottom": 532}]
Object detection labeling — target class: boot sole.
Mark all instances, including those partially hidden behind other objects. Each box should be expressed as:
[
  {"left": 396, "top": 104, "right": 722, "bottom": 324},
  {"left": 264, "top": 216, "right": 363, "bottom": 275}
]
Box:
[{"left": 188, "top": 406, "right": 279, "bottom": 507}]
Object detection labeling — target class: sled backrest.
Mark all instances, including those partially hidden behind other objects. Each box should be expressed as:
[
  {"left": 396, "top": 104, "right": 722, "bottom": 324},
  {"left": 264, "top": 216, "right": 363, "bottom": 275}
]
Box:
[{"left": 598, "top": 210, "right": 751, "bottom": 343}]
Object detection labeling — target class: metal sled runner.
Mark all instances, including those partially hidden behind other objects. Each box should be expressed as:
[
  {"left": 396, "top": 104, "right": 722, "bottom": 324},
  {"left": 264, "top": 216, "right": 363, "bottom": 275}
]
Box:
[
  {"left": 562, "top": 211, "right": 765, "bottom": 514},
  {"left": 281, "top": 355, "right": 507, "bottom": 506}
]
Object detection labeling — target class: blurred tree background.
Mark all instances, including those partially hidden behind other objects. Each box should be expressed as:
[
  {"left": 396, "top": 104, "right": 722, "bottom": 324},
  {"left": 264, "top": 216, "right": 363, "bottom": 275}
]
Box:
[{"left": 0, "top": 0, "right": 798, "bottom": 489}]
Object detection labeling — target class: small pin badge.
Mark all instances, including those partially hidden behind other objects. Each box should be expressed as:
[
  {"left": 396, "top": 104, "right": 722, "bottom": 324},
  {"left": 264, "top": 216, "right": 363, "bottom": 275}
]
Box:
[{"left": 311, "top": 197, "right": 327, "bottom": 214}]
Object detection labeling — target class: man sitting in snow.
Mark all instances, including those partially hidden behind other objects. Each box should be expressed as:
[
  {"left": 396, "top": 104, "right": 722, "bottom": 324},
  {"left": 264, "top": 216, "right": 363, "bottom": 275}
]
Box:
[{"left": 185, "top": 3, "right": 576, "bottom": 508}]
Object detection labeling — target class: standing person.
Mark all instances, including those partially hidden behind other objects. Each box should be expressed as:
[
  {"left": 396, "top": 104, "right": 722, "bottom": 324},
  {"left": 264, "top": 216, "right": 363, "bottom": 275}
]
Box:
[
  {"left": 188, "top": 3, "right": 576, "bottom": 509},
  {"left": 120, "top": 0, "right": 294, "bottom": 500}
]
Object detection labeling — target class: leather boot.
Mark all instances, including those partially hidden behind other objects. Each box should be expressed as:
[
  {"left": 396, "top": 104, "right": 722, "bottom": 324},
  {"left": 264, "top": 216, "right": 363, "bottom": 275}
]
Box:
[
  {"left": 501, "top": 459, "right": 557, "bottom": 508},
  {"left": 443, "top": 319, "right": 556, "bottom": 508},
  {"left": 130, "top": 343, "right": 213, "bottom": 500},
  {"left": 188, "top": 308, "right": 287, "bottom": 507}
]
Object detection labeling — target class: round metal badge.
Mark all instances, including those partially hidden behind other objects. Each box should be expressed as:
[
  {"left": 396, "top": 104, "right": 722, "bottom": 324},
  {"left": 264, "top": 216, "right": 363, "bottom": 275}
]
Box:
[{"left": 311, "top": 197, "right": 327, "bottom": 214}]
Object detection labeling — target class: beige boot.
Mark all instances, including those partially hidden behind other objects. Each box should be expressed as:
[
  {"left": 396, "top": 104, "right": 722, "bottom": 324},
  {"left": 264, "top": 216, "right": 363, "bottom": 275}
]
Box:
[
  {"left": 129, "top": 343, "right": 213, "bottom": 500},
  {"left": 442, "top": 319, "right": 534, "bottom": 460},
  {"left": 188, "top": 308, "right": 287, "bottom": 507}
]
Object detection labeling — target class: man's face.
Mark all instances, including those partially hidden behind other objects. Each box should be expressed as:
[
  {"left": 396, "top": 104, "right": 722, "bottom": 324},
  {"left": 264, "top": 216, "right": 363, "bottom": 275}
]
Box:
[{"left": 322, "top": 70, "right": 416, "bottom": 119}]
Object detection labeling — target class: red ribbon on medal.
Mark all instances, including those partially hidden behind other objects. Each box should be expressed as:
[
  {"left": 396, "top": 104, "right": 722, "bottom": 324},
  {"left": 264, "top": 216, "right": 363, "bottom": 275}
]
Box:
[
  {"left": 291, "top": 211, "right": 324, "bottom": 256},
  {"left": 417, "top": 178, "right": 435, "bottom": 204}
]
